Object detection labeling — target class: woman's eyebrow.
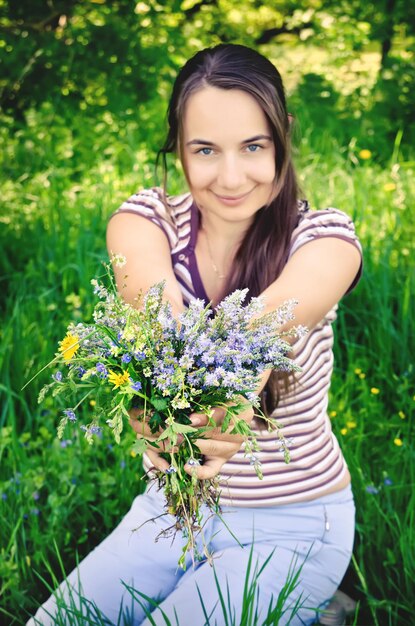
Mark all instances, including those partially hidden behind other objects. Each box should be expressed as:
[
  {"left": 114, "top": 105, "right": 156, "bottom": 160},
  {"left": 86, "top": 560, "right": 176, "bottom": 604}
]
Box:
[
  {"left": 186, "top": 139, "right": 216, "bottom": 146},
  {"left": 186, "top": 134, "right": 272, "bottom": 147},
  {"left": 242, "top": 134, "right": 273, "bottom": 143}
]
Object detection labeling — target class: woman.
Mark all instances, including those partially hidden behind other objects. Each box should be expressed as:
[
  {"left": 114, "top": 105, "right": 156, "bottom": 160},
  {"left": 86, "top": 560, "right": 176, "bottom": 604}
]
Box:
[{"left": 28, "top": 44, "right": 362, "bottom": 626}]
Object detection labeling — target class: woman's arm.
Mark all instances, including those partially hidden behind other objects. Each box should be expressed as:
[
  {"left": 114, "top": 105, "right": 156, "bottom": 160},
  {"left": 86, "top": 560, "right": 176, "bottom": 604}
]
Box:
[
  {"left": 260, "top": 236, "right": 362, "bottom": 330},
  {"left": 106, "top": 212, "right": 185, "bottom": 316}
]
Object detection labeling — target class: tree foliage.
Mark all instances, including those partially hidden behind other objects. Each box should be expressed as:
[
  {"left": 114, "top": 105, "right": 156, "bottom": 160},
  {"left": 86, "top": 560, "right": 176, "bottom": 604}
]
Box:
[{"left": 0, "top": 0, "right": 413, "bottom": 147}]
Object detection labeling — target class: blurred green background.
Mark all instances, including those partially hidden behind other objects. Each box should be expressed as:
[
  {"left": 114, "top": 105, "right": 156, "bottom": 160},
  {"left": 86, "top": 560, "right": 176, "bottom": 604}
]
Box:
[{"left": 0, "top": 1, "right": 414, "bottom": 624}]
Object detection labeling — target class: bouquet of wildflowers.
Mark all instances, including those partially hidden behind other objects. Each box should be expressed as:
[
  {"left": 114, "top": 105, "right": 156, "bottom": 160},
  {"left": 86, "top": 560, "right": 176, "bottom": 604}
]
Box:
[{"left": 37, "top": 257, "right": 305, "bottom": 567}]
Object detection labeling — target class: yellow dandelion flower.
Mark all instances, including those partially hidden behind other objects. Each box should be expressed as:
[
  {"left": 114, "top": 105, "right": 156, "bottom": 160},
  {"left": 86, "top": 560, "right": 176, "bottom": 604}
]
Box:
[
  {"left": 354, "top": 368, "right": 362, "bottom": 375},
  {"left": 330, "top": 410, "right": 337, "bottom": 418},
  {"left": 340, "top": 428, "right": 348, "bottom": 435},
  {"left": 394, "top": 438, "right": 403, "bottom": 447},
  {"left": 359, "top": 149, "right": 372, "bottom": 160},
  {"left": 359, "top": 373, "right": 366, "bottom": 379},
  {"left": 370, "top": 387, "right": 380, "bottom": 395},
  {"left": 130, "top": 449, "right": 137, "bottom": 458},
  {"left": 383, "top": 182, "right": 396, "bottom": 192},
  {"left": 59, "top": 333, "right": 80, "bottom": 362},
  {"left": 108, "top": 369, "right": 130, "bottom": 388},
  {"left": 347, "top": 420, "right": 357, "bottom": 429},
  {"left": 90, "top": 400, "right": 96, "bottom": 407},
  {"left": 399, "top": 411, "right": 406, "bottom": 419}
]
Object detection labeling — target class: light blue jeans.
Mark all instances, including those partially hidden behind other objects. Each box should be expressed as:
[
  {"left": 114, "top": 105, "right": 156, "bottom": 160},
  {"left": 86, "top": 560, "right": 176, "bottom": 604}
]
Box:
[{"left": 27, "top": 484, "right": 355, "bottom": 626}]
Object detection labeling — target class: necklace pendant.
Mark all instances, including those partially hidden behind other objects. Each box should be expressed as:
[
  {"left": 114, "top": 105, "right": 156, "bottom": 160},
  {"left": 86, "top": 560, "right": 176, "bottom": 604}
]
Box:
[{"left": 211, "top": 262, "right": 226, "bottom": 280}]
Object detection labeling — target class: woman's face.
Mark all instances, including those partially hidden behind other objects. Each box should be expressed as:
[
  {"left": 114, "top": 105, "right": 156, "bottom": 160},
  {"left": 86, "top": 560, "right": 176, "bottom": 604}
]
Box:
[{"left": 181, "top": 86, "right": 276, "bottom": 228}]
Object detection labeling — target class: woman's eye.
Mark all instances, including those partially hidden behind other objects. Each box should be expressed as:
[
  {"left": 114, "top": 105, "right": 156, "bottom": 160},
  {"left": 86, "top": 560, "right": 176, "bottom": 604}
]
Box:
[
  {"left": 197, "top": 147, "right": 213, "bottom": 156},
  {"left": 246, "top": 144, "right": 261, "bottom": 153}
]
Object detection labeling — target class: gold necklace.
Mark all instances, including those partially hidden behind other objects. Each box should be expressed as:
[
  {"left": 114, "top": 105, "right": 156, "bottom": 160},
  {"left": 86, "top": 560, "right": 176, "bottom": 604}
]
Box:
[{"left": 202, "top": 225, "right": 227, "bottom": 280}]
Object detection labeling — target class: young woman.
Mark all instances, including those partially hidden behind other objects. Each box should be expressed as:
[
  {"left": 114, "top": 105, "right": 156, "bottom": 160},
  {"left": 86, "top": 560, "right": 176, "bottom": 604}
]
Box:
[{"left": 28, "top": 44, "right": 362, "bottom": 626}]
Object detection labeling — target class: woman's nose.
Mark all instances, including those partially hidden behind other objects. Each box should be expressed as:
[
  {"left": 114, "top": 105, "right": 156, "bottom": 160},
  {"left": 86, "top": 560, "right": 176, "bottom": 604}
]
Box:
[{"left": 217, "top": 154, "right": 246, "bottom": 190}]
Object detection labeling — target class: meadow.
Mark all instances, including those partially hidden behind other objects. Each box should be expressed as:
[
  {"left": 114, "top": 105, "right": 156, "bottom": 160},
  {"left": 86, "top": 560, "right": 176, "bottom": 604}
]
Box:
[{"left": 0, "top": 41, "right": 414, "bottom": 625}]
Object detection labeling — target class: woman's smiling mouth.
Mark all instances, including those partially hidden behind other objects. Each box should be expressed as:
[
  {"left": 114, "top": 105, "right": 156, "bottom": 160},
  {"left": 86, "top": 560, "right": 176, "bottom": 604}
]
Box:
[{"left": 212, "top": 189, "right": 254, "bottom": 205}]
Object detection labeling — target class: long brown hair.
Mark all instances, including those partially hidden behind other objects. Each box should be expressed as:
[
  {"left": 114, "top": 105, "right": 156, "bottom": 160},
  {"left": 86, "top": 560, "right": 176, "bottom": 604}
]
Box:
[{"left": 158, "top": 44, "right": 300, "bottom": 414}]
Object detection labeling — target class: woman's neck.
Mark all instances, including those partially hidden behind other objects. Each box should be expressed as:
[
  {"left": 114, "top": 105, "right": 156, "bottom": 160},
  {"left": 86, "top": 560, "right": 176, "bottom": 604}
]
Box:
[{"left": 198, "top": 211, "right": 249, "bottom": 252}]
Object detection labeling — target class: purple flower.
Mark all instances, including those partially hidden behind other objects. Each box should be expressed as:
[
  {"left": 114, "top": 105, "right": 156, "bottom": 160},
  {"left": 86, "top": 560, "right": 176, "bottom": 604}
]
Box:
[
  {"left": 53, "top": 371, "right": 63, "bottom": 382},
  {"left": 130, "top": 380, "right": 142, "bottom": 392},
  {"left": 365, "top": 485, "right": 379, "bottom": 495},
  {"left": 121, "top": 353, "right": 132, "bottom": 364},
  {"left": 384, "top": 477, "right": 393, "bottom": 486},
  {"left": 60, "top": 439, "right": 73, "bottom": 448},
  {"left": 30, "top": 508, "right": 40, "bottom": 516},
  {"left": 246, "top": 392, "right": 260, "bottom": 406},
  {"left": 63, "top": 409, "right": 77, "bottom": 422},
  {"left": 80, "top": 425, "right": 102, "bottom": 437},
  {"left": 96, "top": 362, "right": 108, "bottom": 378},
  {"left": 32, "top": 491, "right": 40, "bottom": 501},
  {"left": 133, "top": 351, "right": 146, "bottom": 361},
  {"left": 165, "top": 466, "right": 177, "bottom": 475},
  {"left": 77, "top": 366, "right": 87, "bottom": 378},
  {"left": 186, "top": 458, "right": 200, "bottom": 467}
]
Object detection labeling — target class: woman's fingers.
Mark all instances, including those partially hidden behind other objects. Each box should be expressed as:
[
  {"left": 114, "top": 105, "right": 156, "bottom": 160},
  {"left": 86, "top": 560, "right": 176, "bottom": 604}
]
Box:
[
  {"left": 146, "top": 447, "right": 171, "bottom": 472},
  {"left": 130, "top": 418, "right": 149, "bottom": 437},
  {"left": 193, "top": 436, "right": 243, "bottom": 457},
  {"left": 129, "top": 410, "right": 180, "bottom": 452},
  {"left": 128, "top": 407, "right": 146, "bottom": 420},
  {"left": 183, "top": 436, "right": 243, "bottom": 479},
  {"left": 185, "top": 456, "right": 224, "bottom": 480}
]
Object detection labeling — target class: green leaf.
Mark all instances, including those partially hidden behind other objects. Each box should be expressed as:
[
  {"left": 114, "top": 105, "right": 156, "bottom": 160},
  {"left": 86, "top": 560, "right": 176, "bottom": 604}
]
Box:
[
  {"left": 157, "top": 426, "right": 175, "bottom": 441},
  {"left": 151, "top": 396, "right": 169, "bottom": 411},
  {"left": 149, "top": 411, "right": 163, "bottom": 433},
  {"left": 229, "top": 420, "right": 253, "bottom": 437},
  {"left": 107, "top": 410, "right": 124, "bottom": 444},
  {"left": 221, "top": 402, "right": 249, "bottom": 432},
  {"left": 131, "top": 439, "right": 148, "bottom": 456},
  {"left": 57, "top": 416, "right": 68, "bottom": 439},
  {"left": 170, "top": 423, "right": 197, "bottom": 434}
]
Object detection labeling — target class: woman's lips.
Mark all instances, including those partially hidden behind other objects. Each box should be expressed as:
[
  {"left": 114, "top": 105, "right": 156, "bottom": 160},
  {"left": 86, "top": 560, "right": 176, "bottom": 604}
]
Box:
[{"left": 213, "top": 189, "right": 253, "bottom": 205}]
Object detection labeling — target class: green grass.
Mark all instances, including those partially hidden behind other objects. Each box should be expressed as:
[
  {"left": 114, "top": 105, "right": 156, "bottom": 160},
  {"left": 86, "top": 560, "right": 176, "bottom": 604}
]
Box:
[
  {"left": 1, "top": 67, "right": 414, "bottom": 625},
  {"left": 22, "top": 543, "right": 307, "bottom": 625}
]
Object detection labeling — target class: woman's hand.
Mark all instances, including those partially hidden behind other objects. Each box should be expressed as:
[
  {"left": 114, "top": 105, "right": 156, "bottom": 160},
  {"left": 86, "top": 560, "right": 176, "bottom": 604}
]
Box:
[
  {"left": 184, "top": 405, "right": 254, "bottom": 479},
  {"left": 129, "top": 408, "right": 173, "bottom": 473},
  {"left": 129, "top": 405, "right": 254, "bottom": 479}
]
